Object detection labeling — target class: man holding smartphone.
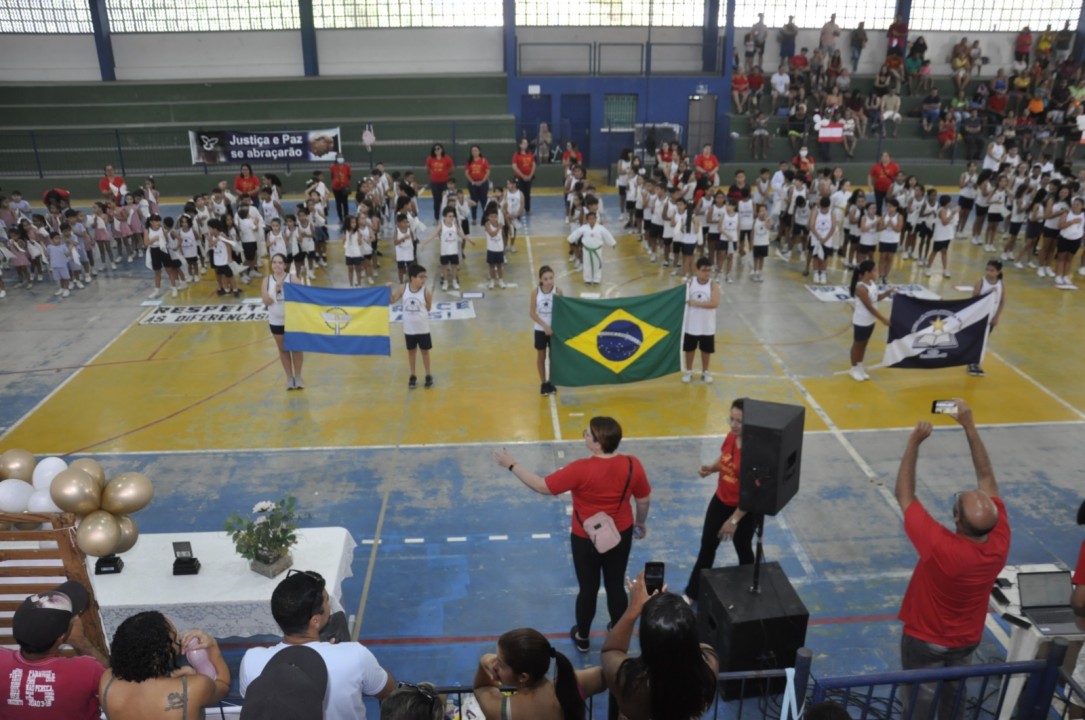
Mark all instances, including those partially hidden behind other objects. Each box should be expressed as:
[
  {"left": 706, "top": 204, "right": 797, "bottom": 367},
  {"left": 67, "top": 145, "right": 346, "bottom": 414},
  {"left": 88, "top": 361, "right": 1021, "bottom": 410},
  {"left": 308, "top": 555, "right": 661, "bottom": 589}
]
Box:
[{"left": 894, "top": 398, "right": 1010, "bottom": 720}]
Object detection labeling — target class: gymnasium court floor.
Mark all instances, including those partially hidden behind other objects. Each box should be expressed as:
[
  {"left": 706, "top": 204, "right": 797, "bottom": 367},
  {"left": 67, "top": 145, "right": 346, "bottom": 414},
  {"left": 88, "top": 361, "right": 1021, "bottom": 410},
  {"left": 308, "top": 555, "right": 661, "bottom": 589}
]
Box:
[{"left": 1, "top": 192, "right": 1083, "bottom": 706}]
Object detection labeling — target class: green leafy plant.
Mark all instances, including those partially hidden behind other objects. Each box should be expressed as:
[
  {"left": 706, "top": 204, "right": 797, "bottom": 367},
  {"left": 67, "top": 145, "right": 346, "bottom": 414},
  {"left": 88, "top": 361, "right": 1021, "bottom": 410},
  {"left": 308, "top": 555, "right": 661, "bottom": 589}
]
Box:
[{"left": 224, "top": 496, "right": 298, "bottom": 563}]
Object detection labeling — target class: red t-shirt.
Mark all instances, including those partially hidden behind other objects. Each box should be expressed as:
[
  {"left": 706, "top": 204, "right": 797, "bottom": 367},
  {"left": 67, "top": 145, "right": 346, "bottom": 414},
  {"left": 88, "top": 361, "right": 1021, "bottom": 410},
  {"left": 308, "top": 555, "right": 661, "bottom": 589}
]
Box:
[
  {"left": 234, "top": 175, "right": 260, "bottom": 198},
  {"left": 869, "top": 161, "right": 900, "bottom": 193},
  {"left": 465, "top": 157, "right": 491, "bottom": 182},
  {"left": 98, "top": 176, "right": 125, "bottom": 202},
  {"left": 657, "top": 150, "right": 674, "bottom": 166},
  {"left": 546, "top": 455, "right": 651, "bottom": 538},
  {"left": 898, "top": 497, "right": 1011, "bottom": 647},
  {"left": 714, "top": 433, "right": 742, "bottom": 506},
  {"left": 790, "top": 56, "right": 809, "bottom": 71},
  {"left": 513, "top": 152, "right": 536, "bottom": 180},
  {"left": 732, "top": 74, "right": 750, "bottom": 93},
  {"left": 1073, "top": 540, "right": 1085, "bottom": 585},
  {"left": 426, "top": 155, "right": 455, "bottom": 184},
  {"left": 695, "top": 154, "right": 720, "bottom": 178},
  {"left": 331, "top": 162, "right": 352, "bottom": 191},
  {"left": 0, "top": 650, "right": 105, "bottom": 720},
  {"left": 1015, "top": 33, "right": 1032, "bottom": 53},
  {"left": 748, "top": 73, "right": 765, "bottom": 91},
  {"left": 562, "top": 150, "right": 583, "bottom": 166},
  {"left": 987, "top": 94, "right": 1009, "bottom": 114}
]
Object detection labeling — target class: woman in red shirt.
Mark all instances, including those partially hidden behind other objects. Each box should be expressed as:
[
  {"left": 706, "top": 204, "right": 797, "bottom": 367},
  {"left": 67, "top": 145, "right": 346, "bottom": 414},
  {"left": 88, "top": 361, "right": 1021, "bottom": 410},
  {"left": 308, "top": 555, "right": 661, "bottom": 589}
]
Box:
[
  {"left": 330, "top": 155, "right": 352, "bottom": 226},
  {"left": 233, "top": 164, "right": 260, "bottom": 200},
  {"left": 494, "top": 416, "right": 651, "bottom": 653},
  {"left": 425, "top": 143, "right": 455, "bottom": 221},
  {"left": 512, "top": 138, "right": 537, "bottom": 214},
  {"left": 683, "top": 399, "right": 760, "bottom": 604},
  {"left": 464, "top": 145, "right": 491, "bottom": 225}
]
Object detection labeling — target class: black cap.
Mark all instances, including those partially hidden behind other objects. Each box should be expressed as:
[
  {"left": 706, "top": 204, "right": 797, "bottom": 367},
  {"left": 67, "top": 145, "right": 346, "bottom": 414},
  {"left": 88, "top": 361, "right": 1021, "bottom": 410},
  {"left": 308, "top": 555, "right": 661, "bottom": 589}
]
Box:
[
  {"left": 12, "top": 581, "right": 89, "bottom": 651},
  {"left": 241, "top": 645, "right": 328, "bottom": 720}
]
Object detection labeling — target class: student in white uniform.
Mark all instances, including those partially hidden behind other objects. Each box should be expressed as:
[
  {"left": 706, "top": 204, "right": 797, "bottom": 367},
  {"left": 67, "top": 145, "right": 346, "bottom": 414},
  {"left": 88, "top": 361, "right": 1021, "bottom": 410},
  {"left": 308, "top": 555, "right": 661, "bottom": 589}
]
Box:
[
  {"left": 424, "top": 207, "right": 473, "bottom": 291},
  {"left": 718, "top": 200, "right": 740, "bottom": 283},
  {"left": 672, "top": 198, "right": 701, "bottom": 280},
  {"left": 567, "top": 211, "right": 617, "bottom": 286},
  {"left": 178, "top": 214, "right": 200, "bottom": 282},
  {"left": 209, "top": 219, "right": 240, "bottom": 298},
  {"left": 751, "top": 205, "right": 774, "bottom": 282},
  {"left": 261, "top": 253, "right": 304, "bottom": 390},
  {"left": 343, "top": 216, "right": 366, "bottom": 288},
  {"left": 957, "top": 162, "right": 978, "bottom": 235},
  {"left": 482, "top": 208, "right": 507, "bottom": 289},
  {"left": 682, "top": 258, "right": 720, "bottom": 383},
  {"left": 389, "top": 263, "right": 434, "bottom": 389},
  {"left": 392, "top": 213, "right": 417, "bottom": 285},
  {"left": 143, "top": 214, "right": 180, "bottom": 299},
  {"left": 925, "top": 195, "right": 958, "bottom": 278},
  {"left": 967, "top": 260, "right": 1006, "bottom": 376},
  {"left": 530, "top": 265, "right": 563, "bottom": 396},
  {"left": 504, "top": 178, "right": 525, "bottom": 253},
  {"left": 296, "top": 209, "right": 318, "bottom": 281},
  {"left": 809, "top": 197, "right": 837, "bottom": 285},
  {"left": 1056, "top": 196, "right": 1085, "bottom": 287},
  {"left": 848, "top": 259, "right": 893, "bottom": 382},
  {"left": 877, "top": 199, "right": 904, "bottom": 284}
]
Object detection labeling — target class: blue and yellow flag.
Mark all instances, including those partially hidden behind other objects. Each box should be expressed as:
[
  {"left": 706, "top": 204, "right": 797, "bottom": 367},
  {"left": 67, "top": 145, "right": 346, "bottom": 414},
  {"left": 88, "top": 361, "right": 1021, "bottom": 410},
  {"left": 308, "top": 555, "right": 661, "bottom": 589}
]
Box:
[
  {"left": 550, "top": 285, "right": 685, "bottom": 387},
  {"left": 283, "top": 284, "right": 391, "bottom": 356}
]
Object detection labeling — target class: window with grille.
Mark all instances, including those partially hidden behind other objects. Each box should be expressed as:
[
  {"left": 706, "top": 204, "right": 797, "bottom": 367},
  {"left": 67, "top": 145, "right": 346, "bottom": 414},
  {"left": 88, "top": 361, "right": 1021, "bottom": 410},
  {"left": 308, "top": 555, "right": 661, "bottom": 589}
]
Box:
[
  {"left": 518, "top": 0, "right": 704, "bottom": 27},
  {"left": 910, "top": 0, "right": 1080, "bottom": 33},
  {"left": 105, "top": 0, "right": 300, "bottom": 32},
  {"left": 313, "top": 0, "right": 503, "bottom": 28},
  {"left": 0, "top": 0, "right": 92, "bottom": 33},
  {"left": 730, "top": 0, "right": 894, "bottom": 32},
  {"left": 604, "top": 94, "right": 638, "bottom": 130}
]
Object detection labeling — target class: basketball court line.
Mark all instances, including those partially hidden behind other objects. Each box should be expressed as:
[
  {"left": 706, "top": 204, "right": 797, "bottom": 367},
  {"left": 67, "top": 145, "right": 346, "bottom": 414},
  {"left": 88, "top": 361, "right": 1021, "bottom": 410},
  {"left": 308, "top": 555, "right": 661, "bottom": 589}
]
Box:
[{"left": 989, "top": 350, "right": 1085, "bottom": 421}]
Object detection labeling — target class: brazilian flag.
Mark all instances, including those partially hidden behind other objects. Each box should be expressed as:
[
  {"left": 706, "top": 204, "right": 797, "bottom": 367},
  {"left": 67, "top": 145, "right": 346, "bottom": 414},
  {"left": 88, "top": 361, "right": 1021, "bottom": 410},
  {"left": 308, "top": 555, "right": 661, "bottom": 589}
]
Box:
[{"left": 551, "top": 285, "right": 686, "bottom": 387}]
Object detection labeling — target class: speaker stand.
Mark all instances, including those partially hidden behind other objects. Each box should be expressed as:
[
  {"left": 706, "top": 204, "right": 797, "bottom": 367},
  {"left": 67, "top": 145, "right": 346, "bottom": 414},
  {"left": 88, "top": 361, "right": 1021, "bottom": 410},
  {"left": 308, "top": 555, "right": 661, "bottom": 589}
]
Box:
[{"left": 749, "top": 515, "right": 766, "bottom": 594}]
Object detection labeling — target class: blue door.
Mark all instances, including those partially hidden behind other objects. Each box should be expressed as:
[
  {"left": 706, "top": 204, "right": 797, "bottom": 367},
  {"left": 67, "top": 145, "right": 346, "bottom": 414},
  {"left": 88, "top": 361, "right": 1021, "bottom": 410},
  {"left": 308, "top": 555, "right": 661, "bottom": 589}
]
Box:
[
  {"left": 560, "top": 94, "right": 591, "bottom": 164},
  {"left": 519, "top": 94, "right": 552, "bottom": 149}
]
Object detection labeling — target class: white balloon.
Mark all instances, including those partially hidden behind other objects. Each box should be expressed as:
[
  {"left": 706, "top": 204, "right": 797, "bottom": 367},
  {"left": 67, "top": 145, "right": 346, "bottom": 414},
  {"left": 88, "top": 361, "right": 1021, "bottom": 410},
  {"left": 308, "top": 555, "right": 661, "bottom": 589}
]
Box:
[
  {"left": 0, "top": 479, "right": 36, "bottom": 512},
  {"left": 27, "top": 488, "right": 63, "bottom": 513},
  {"left": 32, "top": 457, "right": 68, "bottom": 490}
]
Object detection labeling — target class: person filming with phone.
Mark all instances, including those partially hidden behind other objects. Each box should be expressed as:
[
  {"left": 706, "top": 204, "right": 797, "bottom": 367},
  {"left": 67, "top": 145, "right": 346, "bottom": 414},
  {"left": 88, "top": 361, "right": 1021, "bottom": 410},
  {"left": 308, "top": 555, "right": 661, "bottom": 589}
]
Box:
[
  {"left": 683, "top": 398, "right": 762, "bottom": 606},
  {"left": 895, "top": 398, "right": 1010, "bottom": 720},
  {"left": 494, "top": 416, "right": 651, "bottom": 654}
]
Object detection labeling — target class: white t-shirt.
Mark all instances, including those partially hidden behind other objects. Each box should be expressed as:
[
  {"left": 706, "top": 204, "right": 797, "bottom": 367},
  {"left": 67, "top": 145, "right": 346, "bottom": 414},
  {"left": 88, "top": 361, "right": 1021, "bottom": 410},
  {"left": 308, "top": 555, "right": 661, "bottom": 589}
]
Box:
[
  {"left": 686, "top": 277, "right": 716, "bottom": 335},
  {"left": 240, "top": 641, "right": 389, "bottom": 720}
]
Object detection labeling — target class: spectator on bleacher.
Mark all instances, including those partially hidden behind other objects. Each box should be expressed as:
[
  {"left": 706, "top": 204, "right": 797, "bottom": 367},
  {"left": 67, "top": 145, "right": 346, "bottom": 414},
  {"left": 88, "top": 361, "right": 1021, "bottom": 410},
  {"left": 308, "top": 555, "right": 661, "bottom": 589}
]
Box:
[
  {"left": 949, "top": 89, "right": 970, "bottom": 123},
  {"left": 240, "top": 570, "right": 396, "bottom": 720},
  {"left": 960, "top": 109, "right": 986, "bottom": 160},
  {"left": 787, "top": 103, "right": 809, "bottom": 153},
  {"left": 99, "top": 165, "right": 126, "bottom": 205},
  {"left": 819, "top": 14, "right": 841, "bottom": 54},
  {"left": 0, "top": 581, "right": 109, "bottom": 720},
  {"left": 836, "top": 67, "right": 852, "bottom": 95},
  {"left": 865, "top": 92, "right": 884, "bottom": 138},
  {"left": 1016, "top": 111, "right": 1036, "bottom": 152},
  {"left": 904, "top": 53, "right": 924, "bottom": 96},
  {"left": 809, "top": 48, "right": 826, "bottom": 91},
  {"left": 871, "top": 65, "right": 890, "bottom": 97},
  {"left": 921, "top": 89, "right": 942, "bottom": 134},
  {"left": 424, "top": 144, "right": 455, "bottom": 222},
  {"left": 778, "top": 16, "right": 799, "bottom": 62},
  {"left": 473, "top": 627, "right": 605, "bottom": 720},
  {"left": 969, "top": 40, "right": 984, "bottom": 76},
  {"left": 1055, "top": 21, "right": 1075, "bottom": 63},
  {"left": 748, "top": 66, "right": 766, "bottom": 110},
  {"left": 99, "top": 611, "right": 229, "bottom": 720},
  {"left": 240, "top": 645, "right": 328, "bottom": 720},
  {"left": 1015, "top": 27, "right": 1033, "bottom": 65},
  {"left": 751, "top": 13, "right": 768, "bottom": 68},
  {"left": 937, "top": 113, "right": 959, "bottom": 159},
  {"left": 694, "top": 144, "right": 720, "bottom": 186},
  {"left": 770, "top": 65, "right": 791, "bottom": 112},
  {"left": 1037, "top": 25, "right": 1056, "bottom": 67},
  {"left": 562, "top": 141, "right": 583, "bottom": 170},
  {"left": 951, "top": 46, "right": 972, "bottom": 93},
  {"left": 894, "top": 399, "right": 1010, "bottom": 720},
  {"left": 842, "top": 109, "right": 859, "bottom": 158},
  {"left": 986, "top": 90, "right": 1010, "bottom": 128},
  {"left": 601, "top": 574, "right": 718, "bottom": 720},
  {"left": 850, "top": 22, "right": 868, "bottom": 73},
  {"left": 465, "top": 145, "right": 491, "bottom": 224},
  {"left": 881, "top": 89, "right": 903, "bottom": 138},
  {"left": 790, "top": 48, "right": 811, "bottom": 88},
  {"left": 751, "top": 110, "right": 771, "bottom": 159},
  {"left": 494, "top": 417, "right": 652, "bottom": 654},
  {"left": 331, "top": 155, "right": 352, "bottom": 226},
  {"left": 844, "top": 89, "right": 866, "bottom": 136},
  {"left": 884, "top": 56, "right": 905, "bottom": 94},
  {"left": 234, "top": 163, "right": 260, "bottom": 200},
  {"left": 886, "top": 14, "right": 908, "bottom": 58},
  {"left": 731, "top": 67, "right": 751, "bottom": 113},
  {"left": 1011, "top": 70, "right": 1033, "bottom": 114},
  {"left": 513, "top": 138, "right": 537, "bottom": 214}
]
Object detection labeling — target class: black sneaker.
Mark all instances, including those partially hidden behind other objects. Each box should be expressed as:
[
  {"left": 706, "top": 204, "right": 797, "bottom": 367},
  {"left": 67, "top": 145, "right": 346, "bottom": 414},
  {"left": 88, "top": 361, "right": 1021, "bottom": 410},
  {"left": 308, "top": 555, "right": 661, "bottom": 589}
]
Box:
[
  {"left": 233, "top": 290, "right": 241, "bottom": 298},
  {"left": 546, "top": 382, "right": 557, "bottom": 395},
  {"left": 216, "top": 289, "right": 227, "bottom": 296},
  {"left": 408, "top": 375, "right": 417, "bottom": 389},
  {"left": 570, "top": 626, "right": 589, "bottom": 653},
  {"left": 424, "top": 375, "right": 434, "bottom": 388},
  {"left": 540, "top": 382, "right": 548, "bottom": 396},
  {"left": 968, "top": 364, "right": 986, "bottom": 377}
]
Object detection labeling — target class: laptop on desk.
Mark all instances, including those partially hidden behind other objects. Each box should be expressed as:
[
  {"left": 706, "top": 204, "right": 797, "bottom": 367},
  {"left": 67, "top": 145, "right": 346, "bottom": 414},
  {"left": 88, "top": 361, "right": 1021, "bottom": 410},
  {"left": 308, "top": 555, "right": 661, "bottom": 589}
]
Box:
[{"left": 1017, "top": 571, "right": 1081, "bottom": 636}]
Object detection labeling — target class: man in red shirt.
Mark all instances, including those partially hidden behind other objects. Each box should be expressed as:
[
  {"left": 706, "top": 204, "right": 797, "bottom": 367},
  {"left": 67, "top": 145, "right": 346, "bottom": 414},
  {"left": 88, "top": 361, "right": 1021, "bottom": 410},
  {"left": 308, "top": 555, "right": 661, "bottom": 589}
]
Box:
[
  {"left": 98, "top": 165, "right": 126, "bottom": 205},
  {"left": 0, "top": 581, "right": 110, "bottom": 720},
  {"left": 1070, "top": 500, "right": 1085, "bottom": 719},
  {"left": 694, "top": 144, "right": 720, "bottom": 187},
  {"left": 895, "top": 399, "right": 1010, "bottom": 720},
  {"left": 330, "top": 154, "right": 352, "bottom": 226},
  {"left": 868, "top": 152, "right": 900, "bottom": 213}
]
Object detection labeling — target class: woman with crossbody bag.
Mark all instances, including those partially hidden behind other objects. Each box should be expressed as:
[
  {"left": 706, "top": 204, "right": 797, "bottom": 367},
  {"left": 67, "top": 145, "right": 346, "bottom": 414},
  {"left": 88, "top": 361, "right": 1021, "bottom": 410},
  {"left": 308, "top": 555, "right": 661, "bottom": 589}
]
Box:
[{"left": 494, "top": 416, "right": 651, "bottom": 655}]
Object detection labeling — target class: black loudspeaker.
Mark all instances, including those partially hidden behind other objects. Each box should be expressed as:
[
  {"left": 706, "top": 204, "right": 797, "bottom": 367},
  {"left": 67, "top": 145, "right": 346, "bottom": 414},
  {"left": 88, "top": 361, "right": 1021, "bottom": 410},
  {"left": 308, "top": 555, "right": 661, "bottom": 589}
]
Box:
[
  {"left": 740, "top": 399, "right": 805, "bottom": 516},
  {"left": 697, "top": 562, "right": 809, "bottom": 699}
]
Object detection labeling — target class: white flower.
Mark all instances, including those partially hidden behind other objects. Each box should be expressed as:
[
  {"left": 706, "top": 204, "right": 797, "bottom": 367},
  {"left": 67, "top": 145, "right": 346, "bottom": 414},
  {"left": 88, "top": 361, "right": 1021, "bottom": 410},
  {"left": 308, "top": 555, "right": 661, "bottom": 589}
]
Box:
[
  {"left": 252, "top": 501, "right": 275, "bottom": 513},
  {"left": 254, "top": 515, "right": 268, "bottom": 525}
]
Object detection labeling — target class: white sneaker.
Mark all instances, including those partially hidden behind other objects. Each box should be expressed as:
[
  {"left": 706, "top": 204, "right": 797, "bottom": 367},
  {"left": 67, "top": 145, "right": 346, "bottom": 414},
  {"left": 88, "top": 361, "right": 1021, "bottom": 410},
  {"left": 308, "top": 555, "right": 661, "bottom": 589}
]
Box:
[
  {"left": 971, "top": 237, "right": 981, "bottom": 245},
  {"left": 943, "top": 270, "right": 951, "bottom": 278},
  {"left": 250, "top": 269, "right": 263, "bottom": 277},
  {"left": 702, "top": 372, "right": 713, "bottom": 384},
  {"left": 453, "top": 279, "right": 460, "bottom": 290},
  {"left": 498, "top": 279, "right": 507, "bottom": 288},
  {"left": 440, "top": 279, "right": 448, "bottom": 291},
  {"left": 1038, "top": 267, "right": 1046, "bottom": 278},
  {"left": 925, "top": 268, "right": 934, "bottom": 277},
  {"left": 670, "top": 267, "right": 680, "bottom": 276},
  {"left": 148, "top": 288, "right": 160, "bottom": 299},
  {"left": 1065, "top": 277, "right": 1077, "bottom": 286},
  {"left": 1027, "top": 261, "right": 1038, "bottom": 269},
  {"left": 510, "top": 245, "right": 517, "bottom": 253},
  {"left": 1014, "top": 262, "right": 1024, "bottom": 269},
  {"left": 1079, "top": 267, "right": 1085, "bottom": 276},
  {"left": 1046, "top": 266, "right": 1057, "bottom": 277},
  {"left": 574, "top": 261, "right": 582, "bottom": 270},
  {"left": 1056, "top": 275, "right": 1066, "bottom": 285},
  {"left": 849, "top": 366, "right": 867, "bottom": 382},
  {"left": 74, "top": 280, "right": 84, "bottom": 289},
  {"left": 61, "top": 289, "right": 70, "bottom": 297},
  {"left": 681, "top": 371, "right": 692, "bottom": 384},
  {"left": 367, "top": 276, "right": 374, "bottom": 285},
  {"left": 488, "top": 279, "right": 495, "bottom": 289},
  {"left": 859, "top": 366, "right": 871, "bottom": 380},
  {"left": 307, "top": 271, "right": 316, "bottom": 280},
  {"left": 726, "top": 274, "right": 734, "bottom": 283},
  {"left": 649, "top": 253, "right": 657, "bottom": 262},
  {"left": 171, "top": 287, "right": 178, "bottom": 298}
]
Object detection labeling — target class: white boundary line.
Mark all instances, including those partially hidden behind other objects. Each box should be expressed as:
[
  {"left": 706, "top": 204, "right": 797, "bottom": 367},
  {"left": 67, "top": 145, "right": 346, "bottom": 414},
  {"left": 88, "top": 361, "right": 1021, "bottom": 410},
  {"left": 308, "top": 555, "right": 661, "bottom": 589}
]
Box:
[
  {"left": 525, "top": 233, "right": 563, "bottom": 442},
  {"left": 0, "top": 306, "right": 154, "bottom": 444},
  {"left": 989, "top": 350, "right": 1085, "bottom": 421}
]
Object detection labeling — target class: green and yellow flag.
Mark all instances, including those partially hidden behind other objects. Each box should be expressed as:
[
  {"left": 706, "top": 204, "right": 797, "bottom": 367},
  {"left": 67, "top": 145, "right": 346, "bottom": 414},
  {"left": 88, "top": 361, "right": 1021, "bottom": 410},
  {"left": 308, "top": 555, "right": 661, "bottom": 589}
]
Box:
[{"left": 551, "top": 285, "right": 686, "bottom": 387}]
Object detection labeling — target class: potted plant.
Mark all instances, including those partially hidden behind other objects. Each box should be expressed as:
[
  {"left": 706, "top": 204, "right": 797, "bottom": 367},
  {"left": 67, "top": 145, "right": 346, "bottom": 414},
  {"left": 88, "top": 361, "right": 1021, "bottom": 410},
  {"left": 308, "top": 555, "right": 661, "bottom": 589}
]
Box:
[{"left": 224, "top": 496, "right": 298, "bottom": 578}]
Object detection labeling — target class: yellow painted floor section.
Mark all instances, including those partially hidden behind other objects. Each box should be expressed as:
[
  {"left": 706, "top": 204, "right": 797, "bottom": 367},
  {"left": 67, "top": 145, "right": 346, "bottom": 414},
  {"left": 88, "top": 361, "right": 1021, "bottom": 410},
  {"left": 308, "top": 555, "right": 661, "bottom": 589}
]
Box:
[{"left": 4, "top": 223, "right": 1083, "bottom": 454}]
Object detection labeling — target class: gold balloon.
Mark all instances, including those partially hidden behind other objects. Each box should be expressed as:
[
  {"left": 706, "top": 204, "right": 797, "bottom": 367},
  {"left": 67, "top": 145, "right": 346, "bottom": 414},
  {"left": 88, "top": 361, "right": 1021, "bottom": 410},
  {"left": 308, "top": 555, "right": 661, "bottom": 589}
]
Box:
[
  {"left": 69, "top": 459, "right": 107, "bottom": 490},
  {"left": 0, "top": 449, "right": 36, "bottom": 483},
  {"left": 50, "top": 468, "right": 101, "bottom": 514},
  {"left": 113, "top": 515, "right": 139, "bottom": 554},
  {"left": 76, "top": 511, "right": 120, "bottom": 557},
  {"left": 101, "top": 472, "right": 154, "bottom": 515}
]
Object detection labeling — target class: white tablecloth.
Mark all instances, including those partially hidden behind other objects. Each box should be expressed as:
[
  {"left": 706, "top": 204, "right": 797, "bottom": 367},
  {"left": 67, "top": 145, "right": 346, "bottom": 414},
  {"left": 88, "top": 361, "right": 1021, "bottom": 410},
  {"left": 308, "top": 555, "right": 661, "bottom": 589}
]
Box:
[{"left": 88, "top": 527, "right": 356, "bottom": 640}]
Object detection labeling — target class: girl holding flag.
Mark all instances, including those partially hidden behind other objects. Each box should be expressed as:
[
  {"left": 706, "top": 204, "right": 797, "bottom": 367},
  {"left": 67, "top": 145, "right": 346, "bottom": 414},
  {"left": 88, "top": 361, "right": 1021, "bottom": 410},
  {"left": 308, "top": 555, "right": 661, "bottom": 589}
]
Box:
[
  {"left": 848, "top": 260, "right": 894, "bottom": 382},
  {"left": 261, "top": 253, "right": 304, "bottom": 390},
  {"left": 967, "top": 260, "right": 1005, "bottom": 377}
]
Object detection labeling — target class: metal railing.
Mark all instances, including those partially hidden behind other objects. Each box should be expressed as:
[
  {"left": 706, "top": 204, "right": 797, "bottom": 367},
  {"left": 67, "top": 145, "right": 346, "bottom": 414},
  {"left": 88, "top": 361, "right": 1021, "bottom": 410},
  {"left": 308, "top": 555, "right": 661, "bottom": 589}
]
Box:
[
  {"left": 1052, "top": 662, "right": 1085, "bottom": 720},
  {"left": 0, "top": 120, "right": 517, "bottom": 179}
]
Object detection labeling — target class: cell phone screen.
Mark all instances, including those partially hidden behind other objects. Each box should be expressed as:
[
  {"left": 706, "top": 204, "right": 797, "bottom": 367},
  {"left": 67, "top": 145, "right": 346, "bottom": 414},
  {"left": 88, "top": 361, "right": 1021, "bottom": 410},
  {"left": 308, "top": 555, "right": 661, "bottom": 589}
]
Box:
[
  {"left": 931, "top": 400, "right": 958, "bottom": 415},
  {"left": 644, "top": 561, "right": 665, "bottom": 595}
]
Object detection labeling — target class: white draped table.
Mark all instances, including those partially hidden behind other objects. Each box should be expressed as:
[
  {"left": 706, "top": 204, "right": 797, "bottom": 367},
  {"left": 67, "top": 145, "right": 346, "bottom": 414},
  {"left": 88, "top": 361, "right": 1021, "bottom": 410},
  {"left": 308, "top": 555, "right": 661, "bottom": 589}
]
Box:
[{"left": 88, "top": 527, "right": 356, "bottom": 640}]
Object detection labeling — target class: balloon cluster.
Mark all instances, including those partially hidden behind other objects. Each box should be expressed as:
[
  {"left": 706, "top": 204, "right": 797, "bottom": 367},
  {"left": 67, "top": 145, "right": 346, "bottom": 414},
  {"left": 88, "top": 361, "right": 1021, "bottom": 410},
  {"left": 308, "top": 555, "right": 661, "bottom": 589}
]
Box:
[{"left": 0, "top": 449, "right": 154, "bottom": 557}]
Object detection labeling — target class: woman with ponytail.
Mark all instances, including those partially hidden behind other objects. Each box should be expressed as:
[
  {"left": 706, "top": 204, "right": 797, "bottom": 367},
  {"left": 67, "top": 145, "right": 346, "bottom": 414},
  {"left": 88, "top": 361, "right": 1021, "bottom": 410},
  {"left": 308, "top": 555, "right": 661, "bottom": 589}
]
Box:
[
  {"left": 848, "top": 259, "right": 894, "bottom": 382},
  {"left": 474, "top": 627, "right": 604, "bottom": 720},
  {"left": 602, "top": 571, "right": 718, "bottom": 720}
]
